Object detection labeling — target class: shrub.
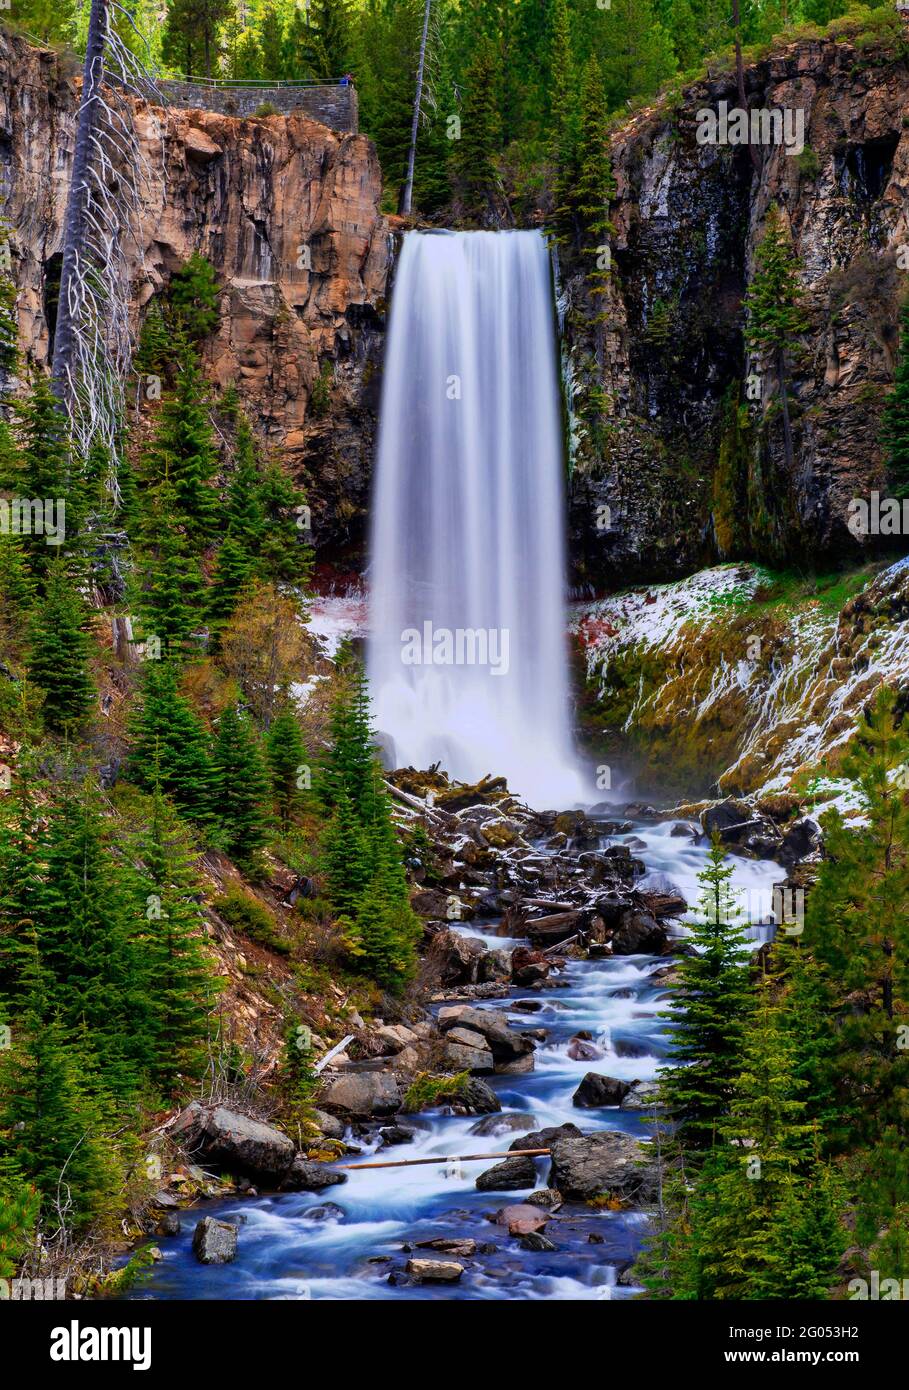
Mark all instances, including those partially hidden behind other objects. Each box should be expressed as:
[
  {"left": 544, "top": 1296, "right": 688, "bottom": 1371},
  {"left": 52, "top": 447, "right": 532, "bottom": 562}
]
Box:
[{"left": 214, "top": 886, "right": 290, "bottom": 955}]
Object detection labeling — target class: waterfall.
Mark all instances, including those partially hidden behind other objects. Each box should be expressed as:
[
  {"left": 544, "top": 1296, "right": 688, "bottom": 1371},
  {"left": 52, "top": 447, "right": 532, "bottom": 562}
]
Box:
[{"left": 368, "top": 229, "right": 588, "bottom": 808}]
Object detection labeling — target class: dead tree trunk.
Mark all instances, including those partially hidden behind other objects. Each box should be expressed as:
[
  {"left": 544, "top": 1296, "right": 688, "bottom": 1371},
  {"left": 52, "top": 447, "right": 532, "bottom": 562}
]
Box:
[{"left": 398, "top": 0, "right": 432, "bottom": 217}]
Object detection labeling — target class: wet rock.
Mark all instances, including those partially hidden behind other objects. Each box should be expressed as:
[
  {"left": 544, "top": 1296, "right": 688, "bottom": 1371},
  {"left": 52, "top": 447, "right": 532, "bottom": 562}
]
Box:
[
  {"left": 525, "top": 1187, "right": 563, "bottom": 1211},
  {"left": 192, "top": 1216, "right": 238, "bottom": 1265},
  {"left": 779, "top": 816, "right": 821, "bottom": 868},
  {"left": 567, "top": 1035, "right": 606, "bottom": 1062},
  {"left": 612, "top": 1036, "right": 650, "bottom": 1058},
  {"left": 280, "top": 1156, "right": 348, "bottom": 1192},
  {"left": 611, "top": 909, "right": 668, "bottom": 955},
  {"left": 495, "top": 1203, "right": 549, "bottom": 1237},
  {"left": 317, "top": 1066, "right": 403, "bottom": 1118},
  {"left": 620, "top": 1080, "right": 663, "bottom": 1111},
  {"left": 170, "top": 1102, "right": 295, "bottom": 1183},
  {"left": 155, "top": 1212, "right": 181, "bottom": 1237},
  {"left": 412, "top": 888, "right": 473, "bottom": 920},
  {"left": 478, "top": 948, "right": 513, "bottom": 983},
  {"left": 406, "top": 1258, "right": 464, "bottom": 1282},
  {"left": 461, "top": 1079, "right": 501, "bottom": 1114},
  {"left": 495, "top": 1053, "right": 534, "bottom": 1075},
  {"left": 669, "top": 821, "right": 698, "bottom": 838},
  {"left": 549, "top": 1131, "right": 658, "bottom": 1202},
  {"left": 572, "top": 1072, "right": 632, "bottom": 1108},
  {"left": 414, "top": 1238, "right": 477, "bottom": 1257},
  {"left": 378, "top": 1125, "right": 415, "bottom": 1147},
  {"left": 303, "top": 1202, "right": 345, "bottom": 1221},
  {"left": 509, "top": 1123, "right": 582, "bottom": 1153},
  {"left": 475, "top": 1155, "right": 538, "bottom": 1192},
  {"left": 511, "top": 946, "right": 550, "bottom": 985},
  {"left": 525, "top": 909, "right": 585, "bottom": 947},
  {"left": 520, "top": 1232, "right": 556, "bottom": 1252},
  {"left": 469, "top": 1112, "right": 537, "bottom": 1138}
]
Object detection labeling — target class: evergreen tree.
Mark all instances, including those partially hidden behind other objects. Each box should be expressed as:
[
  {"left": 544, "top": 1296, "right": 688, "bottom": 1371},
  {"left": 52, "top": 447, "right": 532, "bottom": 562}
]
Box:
[
  {"left": 35, "top": 787, "right": 147, "bottom": 1097},
  {"left": 882, "top": 296, "right": 909, "bottom": 497},
  {"left": 255, "top": 457, "right": 313, "bottom": 586},
  {"left": 0, "top": 1159, "right": 40, "bottom": 1280},
  {"left": 451, "top": 35, "right": 501, "bottom": 219},
  {"left": 168, "top": 253, "right": 221, "bottom": 342},
  {"left": 656, "top": 835, "right": 754, "bottom": 1150},
  {"left": 27, "top": 562, "right": 94, "bottom": 734},
  {"left": 311, "top": 0, "right": 352, "bottom": 77},
  {"left": 266, "top": 705, "right": 308, "bottom": 826},
  {"left": 210, "top": 703, "right": 273, "bottom": 869},
  {"left": 323, "top": 784, "right": 373, "bottom": 916},
  {"left": 806, "top": 687, "right": 909, "bottom": 1138},
  {"left": 132, "top": 481, "right": 207, "bottom": 653},
  {"left": 598, "top": 0, "right": 676, "bottom": 113},
  {"left": 141, "top": 351, "right": 220, "bottom": 543},
  {"left": 319, "top": 660, "right": 380, "bottom": 819},
  {"left": 0, "top": 945, "right": 121, "bottom": 1232},
  {"left": 131, "top": 790, "right": 215, "bottom": 1092},
  {"left": 744, "top": 202, "right": 809, "bottom": 472},
  {"left": 129, "top": 660, "right": 214, "bottom": 825},
  {"left": 259, "top": 4, "right": 286, "bottom": 78}
]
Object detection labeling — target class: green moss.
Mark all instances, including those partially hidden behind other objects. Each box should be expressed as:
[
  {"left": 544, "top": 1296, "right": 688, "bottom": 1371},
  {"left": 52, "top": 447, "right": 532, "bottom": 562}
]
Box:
[{"left": 401, "top": 1071, "right": 470, "bottom": 1114}]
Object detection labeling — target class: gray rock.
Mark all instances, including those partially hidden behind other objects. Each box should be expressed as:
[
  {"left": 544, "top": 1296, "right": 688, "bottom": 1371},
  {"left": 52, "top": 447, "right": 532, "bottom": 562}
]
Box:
[
  {"left": 520, "top": 1232, "right": 556, "bottom": 1251},
  {"left": 549, "top": 1130, "right": 658, "bottom": 1202},
  {"left": 280, "top": 1156, "right": 347, "bottom": 1191},
  {"left": 312, "top": 1108, "right": 346, "bottom": 1140},
  {"left": 444, "top": 1039, "right": 495, "bottom": 1074},
  {"left": 171, "top": 1102, "right": 294, "bottom": 1182},
  {"left": 405, "top": 1258, "right": 463, "bottom": 1282},
  {"left": 317, "top": 1067, "right": 403, "bottom": 1117},
  {"left": 437, "top": 1006, "right": 535, "bottom": 1060},
  {"left": 572, "top": 1072, "right": 632, "bottom": 1108},
  {"left": 620, "top": 1080, "right": 663, "bottom": 1111},
  {"left": 509, "top": 1123, "right": 582, "bottom": 1153},
  {"left": 468, "top": 1112, "right": 537, "bottom": 1138},
  {"left": 192, "top": 1216, "right": 238, "bottom": 1265},
  {"left": 461, "top": 1078, "right": 501, "bottom": 1114},
  {"left": 475, "top": 1155, "right": 538, "bottom": 1192}
]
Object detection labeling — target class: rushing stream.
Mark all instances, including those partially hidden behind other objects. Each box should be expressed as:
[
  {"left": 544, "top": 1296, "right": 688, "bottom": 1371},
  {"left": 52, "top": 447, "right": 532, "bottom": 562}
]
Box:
[{"left": 134, "top": 823, "right": 781, "bottom": 1301}]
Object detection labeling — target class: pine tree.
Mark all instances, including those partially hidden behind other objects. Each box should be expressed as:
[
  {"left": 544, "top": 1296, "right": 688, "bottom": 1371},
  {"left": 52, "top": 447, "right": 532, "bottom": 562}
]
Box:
[
  {"left": 129, "top": 660, "right": 214, "bottom": 825},
  {"left": 210, "top": 703, "right": 273, "bottom": 869},
  {"left": 266, "top": 705, "right": 308, "bottom": 826},
  {"left": 806, "top": 687, "right": 909, "bottom": 1138},
  {"left": 255, "top": 457, "right": 312, "bottom": 586},
  {"left": 27, "top": 562, "right": 94, "bottom": 734},
  {"left": 311, "top": 0, "right": 352, "bottom": 77},
  {"left": 132, "top": 481, "right": 208, "bottom": 654},
  {"left": 0, "top": 1158, "right": 40, "bottom": 1280},
  {"left": 319, "top": 661, "right": 380, "bottom": 820},
  {"left": 131, "top": 790, "right": 215, "bottom": 1093},
  {"left": 598, "top": 0, "right": 676, "bottom": 112},
  {"left": 656, "top": 835, "right": 754, "bottom": 1150},
  {"left": 323, "top": 785, "right": 373, "bottom": 917},
  {"left": 35, "top": 787, "right": 146, "bottom": 1097},
  {"left": 744, "top": 202, "right": 809, "bottom": 473},
  {"left": 0, "top": 946, "right": 121, "bottom": 1233},
  {"left": 882, "top": 296, "right": 909, "bottom": 497},
  {"left": 141, "top": 351, "right": 220, "bottom": 544},
  {"left": 258, "top": 4, "right": 286, "bottom": 79},
  {"left": 451, "top": 36, "right": 501, "bottom": 220}
]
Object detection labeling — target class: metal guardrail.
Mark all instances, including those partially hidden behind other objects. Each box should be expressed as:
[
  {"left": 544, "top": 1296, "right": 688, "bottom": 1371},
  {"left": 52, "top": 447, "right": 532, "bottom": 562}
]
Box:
[{"left": 166, "top": 75, "right": 353, "bottom": 89}]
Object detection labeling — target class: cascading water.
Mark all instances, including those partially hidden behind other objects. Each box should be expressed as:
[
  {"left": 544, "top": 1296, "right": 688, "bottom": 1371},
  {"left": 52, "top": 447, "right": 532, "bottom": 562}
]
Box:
[{"left": 368, "top": 230, "right": 587, "bottom": 808}]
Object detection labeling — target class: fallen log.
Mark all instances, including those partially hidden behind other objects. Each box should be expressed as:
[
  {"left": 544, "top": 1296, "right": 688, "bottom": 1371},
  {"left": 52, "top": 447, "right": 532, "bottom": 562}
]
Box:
[
  {"left": 525, "top": 909, "right": 584, "bottom": 945},
  {"left": 340, "top": 1147, "right": 550, "bottom": 1171}
]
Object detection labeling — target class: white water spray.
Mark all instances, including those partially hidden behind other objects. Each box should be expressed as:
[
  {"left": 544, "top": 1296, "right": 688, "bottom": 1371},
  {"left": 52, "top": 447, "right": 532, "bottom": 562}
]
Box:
[{"left": 368, "top": 230, "right": 587, "bottom": 808}]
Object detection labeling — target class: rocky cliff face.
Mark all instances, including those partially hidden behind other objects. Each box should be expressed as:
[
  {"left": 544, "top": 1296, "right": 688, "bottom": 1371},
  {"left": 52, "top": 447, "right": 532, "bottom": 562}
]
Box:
[
  {"left": 565, "top": 27, "right": 909, "bottom": 591},
  {"left": 0, "top": 30, "right": 390, "bottom": 560}
]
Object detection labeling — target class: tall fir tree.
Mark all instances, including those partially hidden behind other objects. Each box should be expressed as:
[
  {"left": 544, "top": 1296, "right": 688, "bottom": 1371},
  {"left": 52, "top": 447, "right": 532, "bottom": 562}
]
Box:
[
  {"left": 210, "top": 702, "right": 273, "bottom": 869},
  {"left": 27, "top": 562, "right": 94, "bottom": 734},
  {"left": 129, "top": 659, "right": 215, "bottom": 826},
  {"left": 744, "top": 202, "right": 809, "bottom": 473}
]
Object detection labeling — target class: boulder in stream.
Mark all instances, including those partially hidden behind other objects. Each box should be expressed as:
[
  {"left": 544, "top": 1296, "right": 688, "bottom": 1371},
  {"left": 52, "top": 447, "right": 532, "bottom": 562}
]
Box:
[
  {"left": 192, "top": 1216, "right": 238, "bottom": 1265},
  {"left": 572, "top": 1072, "right": 632, "bottom": 1108},
  {"left": 171, "top": 1102, "right": 295, "bottom": 1183},
  {"left": 475, "top": 1154, "right": 538, "bottom": 1191},
  {"left": 280, "top": 1156, "right": 347, "bottom": 1192},
  {"left": 494, "top": 1203, "right": 549, "bottom": 1237},
  {"left": 469, "top": 1112, "right": 537, "bottom": 1138},
  {"left": 406, "top": 1258, "right": 464, "bottom": 1282},
  {"left": 549, "top": 1130, "right": 658, "bottom": 1202}
]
